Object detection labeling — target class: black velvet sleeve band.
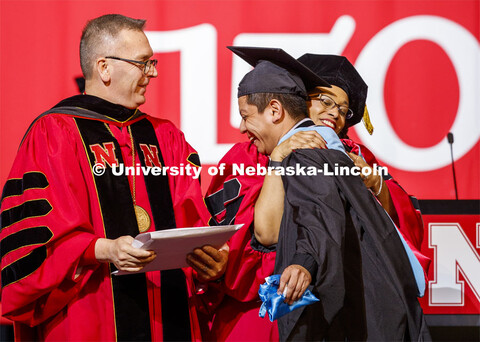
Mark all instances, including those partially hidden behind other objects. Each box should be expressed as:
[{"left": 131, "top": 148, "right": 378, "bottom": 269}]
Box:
[{"left": 250, "top": 234, "right": 276, "bottom": 253}]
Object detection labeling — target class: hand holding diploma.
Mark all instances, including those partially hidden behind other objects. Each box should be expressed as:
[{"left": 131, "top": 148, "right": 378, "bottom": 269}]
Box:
[
  {"left": 186, "top": 244, "right": 229, "bottom": 282},
  {"left": 96, "top": 236, "right": 157, "bottom": 272},
  {"left": 112, "top": 224, "right": 242, "bottom": 275}
]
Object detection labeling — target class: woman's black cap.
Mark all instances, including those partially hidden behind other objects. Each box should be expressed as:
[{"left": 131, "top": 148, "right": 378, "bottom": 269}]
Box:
[{"left": 298, "top": 54, "right": 368, "bottom": 126}]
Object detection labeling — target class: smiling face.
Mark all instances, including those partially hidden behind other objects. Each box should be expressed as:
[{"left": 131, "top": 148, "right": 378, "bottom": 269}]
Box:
[
  {"left": 307, "top": 85, "right": 349, "bottom": 134},
  {"left": 106, "top": 29, "right": 157, "bottom": 109},
  {"left": 238, "top": 96, "right": 279, "bottom": 155}
]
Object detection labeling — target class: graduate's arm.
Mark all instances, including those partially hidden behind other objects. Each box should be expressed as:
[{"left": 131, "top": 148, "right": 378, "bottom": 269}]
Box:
[
  {"left": 254, "top": 131, "right": 326, "bottom": 246},
  {"left": 253, "top": 160, "right": 284, "bottom": 246}
]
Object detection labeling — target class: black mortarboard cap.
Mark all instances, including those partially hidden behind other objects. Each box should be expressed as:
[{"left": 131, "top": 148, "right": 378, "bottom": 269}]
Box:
[
  {"left": 228, "top": 46, "right": 330, "bottom": 99},
  {"left": 298, "top": 54, "right": 368, "bottom": 127}
]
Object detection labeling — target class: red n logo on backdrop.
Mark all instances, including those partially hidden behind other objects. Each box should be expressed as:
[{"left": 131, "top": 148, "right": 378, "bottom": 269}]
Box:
[
  {"left": 89, "top": 143, "right": 118, "bottom": 168},
  {"left": 418, "top": 204, "right": 480, "bottom": 315},
  {"left": 427, "top": 222, "right": 480, "bottom": 309}
]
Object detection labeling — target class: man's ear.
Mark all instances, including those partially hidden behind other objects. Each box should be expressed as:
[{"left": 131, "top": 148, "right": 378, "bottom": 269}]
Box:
[
  {"left": 95, "top": 57, "right": 111, "bottom": 83},
  {"left": 269, "top": 99, "right": 285, "bottom": 124}
]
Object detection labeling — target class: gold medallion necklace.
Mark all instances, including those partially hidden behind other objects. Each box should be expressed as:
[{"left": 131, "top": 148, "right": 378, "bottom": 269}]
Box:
[
  {"left": 128, "top": 125, "right": 152, "bottom": 233},
  {"left": 104, "top": 123, "right": 151, "bottom": 233}
]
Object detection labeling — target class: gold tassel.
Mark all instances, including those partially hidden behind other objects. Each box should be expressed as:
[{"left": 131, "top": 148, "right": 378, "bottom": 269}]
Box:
[{"left": 362, "top": 105, "right": 374, "bottom": 135}]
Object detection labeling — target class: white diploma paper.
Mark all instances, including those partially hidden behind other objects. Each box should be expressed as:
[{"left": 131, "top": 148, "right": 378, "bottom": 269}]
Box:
[{"left": 114, "top": 224, "right": 243, "bottom": 275}]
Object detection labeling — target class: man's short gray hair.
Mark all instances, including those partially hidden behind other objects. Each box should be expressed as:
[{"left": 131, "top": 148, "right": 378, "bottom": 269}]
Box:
[{"left": 80, "top": 14, "right": 146, "bottom": 79}]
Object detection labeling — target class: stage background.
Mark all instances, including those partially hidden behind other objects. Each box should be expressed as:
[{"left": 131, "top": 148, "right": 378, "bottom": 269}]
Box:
[
  {"left": 1, "top": 0, "right": 479, "bottom": 200},
  {"left": 1, "top": 0, "right": 479, "bottom": 332}
]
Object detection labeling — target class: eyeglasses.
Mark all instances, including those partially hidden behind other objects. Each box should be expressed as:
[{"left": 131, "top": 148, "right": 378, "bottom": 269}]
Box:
[
  {"left": 308, "top": 93, "right": 354, "bottom": 119},
  {"left": 105, "top": 56, "right": 158, "bottom": 75}
]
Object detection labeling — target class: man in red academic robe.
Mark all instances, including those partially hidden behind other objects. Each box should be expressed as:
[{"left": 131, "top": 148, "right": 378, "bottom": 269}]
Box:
[{"left": 0, "top": 14, "right": 215, "bottom": 341}]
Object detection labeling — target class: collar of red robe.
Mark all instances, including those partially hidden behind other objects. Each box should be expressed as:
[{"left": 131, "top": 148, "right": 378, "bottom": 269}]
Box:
[{"left": 52, "top": 94, "right": 142, "bottom": 123}]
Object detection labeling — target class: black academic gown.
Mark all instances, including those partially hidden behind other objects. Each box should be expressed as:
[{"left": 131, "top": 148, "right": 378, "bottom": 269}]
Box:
[{"left": 274, "top": 148, "right": 430, "bottom": 341}]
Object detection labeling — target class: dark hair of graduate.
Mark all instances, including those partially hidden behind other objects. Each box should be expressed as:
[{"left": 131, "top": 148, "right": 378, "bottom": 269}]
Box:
[{"left": 245, "top": 93, "right": 308, "bottom": 121}]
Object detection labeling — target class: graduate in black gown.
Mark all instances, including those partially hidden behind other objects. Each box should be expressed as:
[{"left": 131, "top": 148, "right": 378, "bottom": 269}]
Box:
[{"left": 229, "top": 46, "right": 430, "bottom": 342}]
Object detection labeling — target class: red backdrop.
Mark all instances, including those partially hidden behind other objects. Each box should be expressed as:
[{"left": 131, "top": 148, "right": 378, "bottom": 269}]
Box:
[
  {"left": 1, "top": 0, "right": 479, "bottom": 200},
  {"left": 1, "top": 0, "right": 479, "bottom": 321}
]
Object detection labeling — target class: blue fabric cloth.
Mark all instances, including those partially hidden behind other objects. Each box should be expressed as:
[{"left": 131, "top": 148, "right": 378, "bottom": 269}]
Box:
[{"left": 258, "top": 274, "right": 320, "bottom": 322}]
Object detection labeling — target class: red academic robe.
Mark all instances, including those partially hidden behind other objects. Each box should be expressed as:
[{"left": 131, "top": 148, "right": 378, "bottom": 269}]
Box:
[
  {"left": 204, "top": 142, "right": 278, "bottom": 341},
  {"left": 204, "top": 140, "right": 430, "bottom": 341},
  {"left": 0, "top": 95, "right": 210, "bottom": 341}
]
